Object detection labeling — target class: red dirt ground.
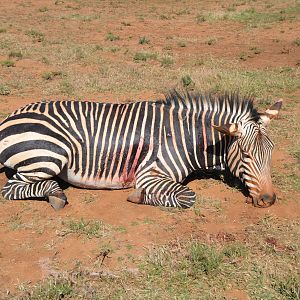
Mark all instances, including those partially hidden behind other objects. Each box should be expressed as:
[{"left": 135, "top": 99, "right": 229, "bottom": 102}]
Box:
[{"left": 0, "top": 0, "right": 299, "bottom": 298}]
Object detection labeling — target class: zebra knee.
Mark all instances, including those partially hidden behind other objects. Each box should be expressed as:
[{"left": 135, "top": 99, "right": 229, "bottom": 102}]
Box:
[{"left": 176, "top": 189, "right": 196, "bottom": 208}]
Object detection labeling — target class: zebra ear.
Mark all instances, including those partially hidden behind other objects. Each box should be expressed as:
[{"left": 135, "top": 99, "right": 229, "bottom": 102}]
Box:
[
  {"left": 265, "top": 99, "right": 283, "bottom": 119},
  {"left": 260, "top": 99, "right": 283, "bottom": 126},
  {"left": 212, "top": 123, "right": 242, "bottom": 137}
]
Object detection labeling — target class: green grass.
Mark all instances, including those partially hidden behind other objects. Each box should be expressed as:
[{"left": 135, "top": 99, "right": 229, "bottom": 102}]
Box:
[
  {"left": 42, "top": 71, "right": 63, "bottom": 80},
  {"left": 139, "top": 36, "right": 150, "bottom": 45},
  {"left": 0, "top": 84, "right": 10, "bottom": 95},
  {"left": 25, "top": 29, "right": 45, "bottom": 42},
  {"left": 182, "top": 74, "right": 194, "bottom": 88},
  {"left": 160, "top": 55, "right": 174, "bottom": 67},
  {"left": 8, "top": 50, "right": 23, "bottom": 60},
  {"left": 1, "top": 60, "right": 15, "bottom": 67},
  {"left": 133, "top": 52, "right": 157, "bottom": 62},
  {"left": 13, "top": 216, "right": 299, "bottom": 299},
  {"left": 194, "top": 3, "right": 300, "bottom": 27},
  {"left": 59, "top": 218, "right": 111, "bottom": 239},
  {"left": 293, "top": 38, "right": 300, "bottom": 47},
  {"left": 106, "top": 32, "right": 120, "bottom": 41}
]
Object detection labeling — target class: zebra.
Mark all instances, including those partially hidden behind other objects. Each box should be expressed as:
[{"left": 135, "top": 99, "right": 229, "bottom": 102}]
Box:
[{"left": 0, "top": 90, "right": 282, "bottom": 210}]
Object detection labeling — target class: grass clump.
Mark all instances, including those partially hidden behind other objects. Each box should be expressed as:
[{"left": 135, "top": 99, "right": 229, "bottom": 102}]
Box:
[
  {"left": 133, "top": 52, "right": 157, "bottom": 62},
  {"left": 196, "top": 14, "right": 206, "bottom": 23},
  {"left": 24, "top": 277, "right": 73, "bottom": 300},
  {"left": 206, "top": 38, "right": 217, "bottom": 45},
  {"left": 8, "top": 51, "right": 23, "bottom": 60},
  {"left": 139, "top": 36, "right": 150, "bottom": 44},
  {"left": 0, "top": 84, "right": 11, "bottom": 95},
  {"left": 160, "top": 56, "right": 174, "bottom": 67},
  {"left": 292, "top": 38, "right": 300, "bottom": 46},
  {"left": 106, "top": 32, "right": 120, "bottom": 41},
  {"left": 182, "top": 74, "right": 194, "bottom": 88},
  {"left": 1, "top": 60, "right": 15, "bottom": 67},
  {"left": 42, "top": 71, "right": 63, "bottom": 80},
  {"left": 60, "top": 218, "right": 110, "bottom": 239},
  {"left": 38, "top": 7, "right": 48, "bottom": 13},
  {"left": 272, "top": 276, "right": 300, "bottom": 300},
  {"left": 189, "top": 243, "right": 223, "bottom": 275},
  {"left": 25, "top": 29, "right": 45, "bottom": 42}
]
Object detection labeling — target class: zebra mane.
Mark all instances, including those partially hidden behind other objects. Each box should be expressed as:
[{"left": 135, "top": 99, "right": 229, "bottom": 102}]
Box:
[{"left": 163, "top": 89, "right": 259, "bottom": 121}]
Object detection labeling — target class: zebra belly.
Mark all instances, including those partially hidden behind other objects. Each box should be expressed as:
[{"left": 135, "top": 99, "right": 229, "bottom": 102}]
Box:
[{"left": 58, "top": 168, "right": 135, "bottom": 190}]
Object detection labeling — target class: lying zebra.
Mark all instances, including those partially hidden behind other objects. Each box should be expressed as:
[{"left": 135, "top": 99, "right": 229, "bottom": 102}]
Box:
[{"left": 0, "top": 90, "right": 282, "bottom": 210}]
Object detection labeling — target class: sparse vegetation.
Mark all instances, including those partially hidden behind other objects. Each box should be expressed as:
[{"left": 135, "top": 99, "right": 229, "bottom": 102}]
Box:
[
  {"left": 182, "top": 74, "right": 194, "bottom": 88},
  {"left": 42, "top": 71, "right": 63, "bottom": 80},
  {"left": 25, "top": 29, "right": 45, "bottom": 42},
  {"left": 59, "top": 218, "right": 111, "bottom": 239},
  {"left": 139, "top": 36, "right": 150, "bottom": 45},
  {"left": 293, "top": 38, "right": 300, "bottom": 46},
  {"left": 133, "top": 52, "right": 157, "bottom": 62},
  {"left": 160, "top": 55, "right": 174, "bottom": 67},
  {"left": 8, "top": 50, "right": 23, "bottom": 60},
  {"left": 106, "top": 32, "right": 120, "bottom": 41},
  {"left": 1, "top": 60, "right": 15, "bottom": 67},
  {"left": 0, "top": 84, "right": 10, "bottom": 95}
]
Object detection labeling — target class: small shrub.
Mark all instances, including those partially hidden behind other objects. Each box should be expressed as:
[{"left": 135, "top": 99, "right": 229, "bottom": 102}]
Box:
[
  {"left": 1, "top": 60, "right": 15, "bottom": 67},
  {"left": 106, "top": 32, "right": 120, "bottom": 41},
  {"left": 0, "top": 28, "right": 6, "bottom": 33},
  {"left": 182, "top": 74, "right": 194, "bottom": 88},
  {"left": 0, "top": 84, "right": 10, "bottom": 95},
  {"left": 139, "top": 36, "right": 150, "bottom": 45}
]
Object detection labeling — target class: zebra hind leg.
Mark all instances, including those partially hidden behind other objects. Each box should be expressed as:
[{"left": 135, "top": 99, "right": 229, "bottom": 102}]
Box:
[
  {"left": 2, "top": 173, "right": 67, "bottom": 210},
  {"left": 128, "top": 176, "right": 196, "bottom": 209}
]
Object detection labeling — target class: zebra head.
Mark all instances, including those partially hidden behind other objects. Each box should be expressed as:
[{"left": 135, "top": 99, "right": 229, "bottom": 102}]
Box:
[{"left": 214, "top": 100, "right": 282, "bottom": 207}]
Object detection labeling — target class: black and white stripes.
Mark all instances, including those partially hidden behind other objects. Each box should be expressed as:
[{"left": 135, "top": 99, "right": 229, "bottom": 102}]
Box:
[{"left": 0, "top": 90, "right": 281, "bottom": 209}]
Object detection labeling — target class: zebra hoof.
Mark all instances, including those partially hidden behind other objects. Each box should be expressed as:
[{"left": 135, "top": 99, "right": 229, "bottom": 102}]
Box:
[
  {"left": 48, "top": 195, "right": 67, "bottom": 210},
  {"left": 127, "top": 189, "right": 144, "bottom": 204}
]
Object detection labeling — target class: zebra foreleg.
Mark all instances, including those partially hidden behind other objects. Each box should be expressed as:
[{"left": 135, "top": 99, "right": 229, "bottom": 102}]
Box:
[
  {"left": 1, "top": 173, "right": 67, "bottom": 210},
  {"left": 128, "top": 176, "right": 196, "bottom": 208}
]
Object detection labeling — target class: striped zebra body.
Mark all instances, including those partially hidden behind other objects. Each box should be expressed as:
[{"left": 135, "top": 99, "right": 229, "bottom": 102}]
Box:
[{"left": 0, "top": 91, "right": 282, "bottom": 209}]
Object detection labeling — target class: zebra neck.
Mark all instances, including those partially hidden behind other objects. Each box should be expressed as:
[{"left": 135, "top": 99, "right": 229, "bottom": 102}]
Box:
[{"left": 195, "top": 109, "right": 241, "bottom": 171}]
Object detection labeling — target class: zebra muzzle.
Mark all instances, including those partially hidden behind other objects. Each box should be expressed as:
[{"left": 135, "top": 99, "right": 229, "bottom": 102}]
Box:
[{"left": 251, "top": 193, "right": 276, "bottom": 208}]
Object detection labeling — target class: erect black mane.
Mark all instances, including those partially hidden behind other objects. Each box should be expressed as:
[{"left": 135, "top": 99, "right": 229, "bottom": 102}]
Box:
[{"left": 163, "top": 89, "right": 260, "bottom": 121}]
